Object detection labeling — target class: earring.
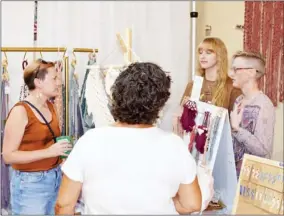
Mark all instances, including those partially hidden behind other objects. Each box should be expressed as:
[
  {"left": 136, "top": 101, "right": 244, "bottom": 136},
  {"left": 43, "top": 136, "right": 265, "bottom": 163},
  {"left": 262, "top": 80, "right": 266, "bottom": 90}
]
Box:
[{"left": 36, "top": 92, "right": 42, "bottom": 99}]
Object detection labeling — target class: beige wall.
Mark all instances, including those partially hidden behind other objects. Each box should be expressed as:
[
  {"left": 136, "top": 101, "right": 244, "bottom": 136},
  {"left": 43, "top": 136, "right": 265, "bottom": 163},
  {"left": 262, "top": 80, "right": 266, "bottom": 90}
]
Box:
[{"left": 195, "top": 1, "right": 283, "bottom": 161}]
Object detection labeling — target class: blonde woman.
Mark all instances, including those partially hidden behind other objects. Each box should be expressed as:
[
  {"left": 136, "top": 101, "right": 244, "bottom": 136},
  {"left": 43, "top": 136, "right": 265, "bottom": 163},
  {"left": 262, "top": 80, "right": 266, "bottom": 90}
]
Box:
[
  {"left": 181, "top": 37, "right": 241, "bottom": 112},
  {"left": 173, "top": 38, "right": 240, "bottom": 210}
]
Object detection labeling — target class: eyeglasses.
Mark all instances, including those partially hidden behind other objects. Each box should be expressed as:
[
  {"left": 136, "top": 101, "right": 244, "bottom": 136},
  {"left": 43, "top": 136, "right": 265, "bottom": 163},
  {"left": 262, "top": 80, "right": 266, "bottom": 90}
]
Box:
[
  {"left": 230, "top": 67, "right": 259, "bottom": 73},
  {"left": 34, "top": 59, "right": 53, "bottom": 78}
]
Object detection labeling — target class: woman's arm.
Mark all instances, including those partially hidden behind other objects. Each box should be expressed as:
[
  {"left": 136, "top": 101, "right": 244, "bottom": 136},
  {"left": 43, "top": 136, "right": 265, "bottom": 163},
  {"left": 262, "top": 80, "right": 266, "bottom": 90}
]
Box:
[
  {"left": 56, "top": 133, "right": 88, "bottom": 215},
  {"left": 55, "top": 174, "right": 82, "bottom": 215},
  {"left": 228, "top": 87, "right": 242, "bottom": 114},
  {"left": 174, "top": 176, "right": 202, "bottom": 214},
  {"left": 172, "top": 139, "right": 202, "bottom": 214},
  {"left": 173, "top": 195, "right": 193, "bottom": 215},
  {"left": 232, "top": 101, "right": 275, "bottom": 158},
  {"left": 2, "top": 105, "right": 70, "bottom": 164}
]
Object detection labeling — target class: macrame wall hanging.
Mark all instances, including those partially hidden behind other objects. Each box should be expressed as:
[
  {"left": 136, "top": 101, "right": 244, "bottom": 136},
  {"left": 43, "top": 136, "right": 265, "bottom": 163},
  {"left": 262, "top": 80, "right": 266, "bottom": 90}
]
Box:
[{"left": 243, "top": 1, "right": 284, "bottom": 106}]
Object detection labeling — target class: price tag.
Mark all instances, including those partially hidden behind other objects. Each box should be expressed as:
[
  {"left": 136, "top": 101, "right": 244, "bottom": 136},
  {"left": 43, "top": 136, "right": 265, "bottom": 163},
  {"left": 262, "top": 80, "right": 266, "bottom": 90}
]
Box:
[{"left": 5, "top": 86, "right": 10, "bottom": 95}]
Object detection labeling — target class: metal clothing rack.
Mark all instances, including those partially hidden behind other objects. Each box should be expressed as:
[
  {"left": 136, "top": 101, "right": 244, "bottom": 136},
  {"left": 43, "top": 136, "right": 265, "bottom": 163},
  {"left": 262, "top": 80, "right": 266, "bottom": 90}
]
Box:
[
  {"left": 1, "top": 47, "right": 67, "bottom": 53},
  {"left": 73, "top": 48, "right": 98, "bottom": 53}
]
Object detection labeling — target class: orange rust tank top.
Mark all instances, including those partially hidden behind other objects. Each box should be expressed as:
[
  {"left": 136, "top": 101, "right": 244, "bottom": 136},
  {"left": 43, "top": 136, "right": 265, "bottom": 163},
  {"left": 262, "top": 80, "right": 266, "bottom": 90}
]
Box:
[{"left": 11, "top": 101, "right": 62, "bottom": 172}]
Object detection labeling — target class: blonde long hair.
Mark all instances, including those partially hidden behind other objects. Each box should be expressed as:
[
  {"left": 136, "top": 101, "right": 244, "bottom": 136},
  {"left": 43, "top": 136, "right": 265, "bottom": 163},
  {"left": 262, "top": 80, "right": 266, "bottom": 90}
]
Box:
[{"left": 197, "top": 37, "right": 229, "bottom": 107}]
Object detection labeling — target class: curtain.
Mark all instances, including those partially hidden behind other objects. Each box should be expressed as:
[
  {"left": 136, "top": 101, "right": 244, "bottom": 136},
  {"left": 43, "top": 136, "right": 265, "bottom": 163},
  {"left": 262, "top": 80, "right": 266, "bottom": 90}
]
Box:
[
  {"left": 243, "top": 1, "right": 284, "bottom": 106},
  {"left": 2, "top": 2, "right": 35, "bottom": 109},
  {"left": 2, "top": 1, "right": 191, "bottom": 133}
]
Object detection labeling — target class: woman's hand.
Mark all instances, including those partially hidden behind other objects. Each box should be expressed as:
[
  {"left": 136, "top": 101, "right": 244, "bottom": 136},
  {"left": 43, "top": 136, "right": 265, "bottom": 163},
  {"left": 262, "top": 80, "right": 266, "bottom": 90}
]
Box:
[
  {"left": 47, "top": 141, "right": 73, "bottom": 157},
  {"left": 230, "top": 102, "right": 243, "bottom": 132}
]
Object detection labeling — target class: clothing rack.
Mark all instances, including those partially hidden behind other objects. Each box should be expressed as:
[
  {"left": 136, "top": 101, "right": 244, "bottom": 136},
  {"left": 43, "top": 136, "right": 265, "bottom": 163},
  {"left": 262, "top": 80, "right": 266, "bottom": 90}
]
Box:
[
  {"left": 1, "top": 47, "right": 67, "bottom": 52},
  {"left": 73, "top": 48, "right": 98, "bottom": 53},
  {"left": 0, "top": 47, "right": 69, "bottom": 135}
]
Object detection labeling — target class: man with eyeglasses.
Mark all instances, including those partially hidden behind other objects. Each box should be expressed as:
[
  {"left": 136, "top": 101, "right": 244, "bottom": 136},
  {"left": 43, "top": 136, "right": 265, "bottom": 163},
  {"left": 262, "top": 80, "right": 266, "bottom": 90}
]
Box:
[{"left": 228, "top": 51, "right": 276, "bottom": 178}]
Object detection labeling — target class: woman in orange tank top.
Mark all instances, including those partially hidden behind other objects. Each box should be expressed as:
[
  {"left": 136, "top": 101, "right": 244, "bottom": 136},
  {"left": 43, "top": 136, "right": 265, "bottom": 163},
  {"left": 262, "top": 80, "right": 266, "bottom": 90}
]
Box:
[{"left": 2, "top": 59, "right": 72, "bottom": 215}]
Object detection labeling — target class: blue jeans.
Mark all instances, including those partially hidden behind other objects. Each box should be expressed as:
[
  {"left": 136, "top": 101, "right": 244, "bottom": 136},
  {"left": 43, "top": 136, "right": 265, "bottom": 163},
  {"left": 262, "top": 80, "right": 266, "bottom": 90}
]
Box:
[{"left": 10, "top": 166, "right": 62, "bottom": 215}]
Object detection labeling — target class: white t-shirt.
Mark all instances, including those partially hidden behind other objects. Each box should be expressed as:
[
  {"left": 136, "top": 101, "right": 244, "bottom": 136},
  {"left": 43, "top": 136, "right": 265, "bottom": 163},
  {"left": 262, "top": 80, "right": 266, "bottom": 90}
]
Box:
[{"left": 62, "top": 126, "right": 197, "bottom": 215}]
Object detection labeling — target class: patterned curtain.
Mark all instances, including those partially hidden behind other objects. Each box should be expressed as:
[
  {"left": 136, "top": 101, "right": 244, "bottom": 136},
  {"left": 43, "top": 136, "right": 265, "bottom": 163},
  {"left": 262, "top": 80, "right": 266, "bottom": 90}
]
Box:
[{"left": 243, "top": 1, "right": 284, "bottom": 106}]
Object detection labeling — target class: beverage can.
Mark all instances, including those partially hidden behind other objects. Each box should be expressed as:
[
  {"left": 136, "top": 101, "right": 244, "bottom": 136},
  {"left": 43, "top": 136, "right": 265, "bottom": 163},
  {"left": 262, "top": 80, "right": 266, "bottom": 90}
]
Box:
[{"left": 56, "top": 136, "right": 73, "bottom": 159}]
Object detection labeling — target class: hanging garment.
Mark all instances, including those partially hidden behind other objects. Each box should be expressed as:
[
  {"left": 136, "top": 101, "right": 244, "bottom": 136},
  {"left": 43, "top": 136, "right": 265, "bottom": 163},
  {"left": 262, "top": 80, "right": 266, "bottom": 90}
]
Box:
[
  {"left": 79, "top": 56, "right": 97, "bottom": 134},
  {"left": 61, "top": 83, "right": 66, "bottom": 135},
  {"left": 19, "top": 58, "right": 30, "bottom": 101},
  {"left": 1, "top": 61, "right": 11, "bottom": 211},
  {"left": 68, "top": 60, "right": 81, "bottom": 142},
  {"left": 85, "top": 66, "right": 118, "bottom": 128},
  {"left": 53, "top": 60, "right": 64, "bottom": 133},
  {"left": 19, "top": 83, "right": 29, "bottom": 101}
]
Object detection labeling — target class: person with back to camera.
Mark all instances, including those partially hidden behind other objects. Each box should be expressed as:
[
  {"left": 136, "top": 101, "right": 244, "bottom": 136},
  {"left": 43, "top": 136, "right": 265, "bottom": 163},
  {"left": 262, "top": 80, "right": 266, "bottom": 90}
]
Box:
[
  {"left": 228, "top": 51, "right": 276, "bottom": 178},
  {"left": 54, "top": 62, "right": 211, "bottom": 215},
  {"left": 2, "top": 59, "right": 72, "bottom": 215}
]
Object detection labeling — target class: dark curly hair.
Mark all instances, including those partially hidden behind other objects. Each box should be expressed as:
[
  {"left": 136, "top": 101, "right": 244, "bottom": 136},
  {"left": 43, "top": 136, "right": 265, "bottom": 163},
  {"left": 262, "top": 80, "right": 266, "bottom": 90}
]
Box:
[{"left": 110, "top": 62, "right": 172, "bottom": 125}]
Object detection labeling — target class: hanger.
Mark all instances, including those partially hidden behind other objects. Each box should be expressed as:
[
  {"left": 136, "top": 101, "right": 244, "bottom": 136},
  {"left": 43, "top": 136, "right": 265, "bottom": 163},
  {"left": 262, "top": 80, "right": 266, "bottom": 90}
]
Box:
[
  {"left": 2, "top": 52, "right": 9, "bottom": 81},
  {"left": 22, "top": 52, "right": 28, "bottom": 70},
  {"left": 55, "top": 46, "right": 65, "bottom": 65},
  {"left": 71, "top": 51, "right": 79, "bottom": 81},
  {"left": 3, "top": 51, "right": 8, "bottom": 64},
  {"left": 54, "top": 48, "right": 63, "bottom": 74},
  {"left": 88, "top": 51, "right": 96, "bottom": 62},
  {"left": 2, "top": 52, "right": 8, "bottom": 67},
  {"left": 71, "top": 51, "right": 77, "bottom": 67}
]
